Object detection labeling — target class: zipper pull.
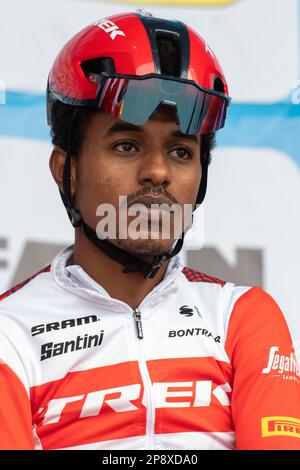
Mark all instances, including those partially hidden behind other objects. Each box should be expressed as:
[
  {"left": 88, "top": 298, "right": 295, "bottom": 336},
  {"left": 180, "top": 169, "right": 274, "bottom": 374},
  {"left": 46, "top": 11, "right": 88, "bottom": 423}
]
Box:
[{"left": 133, "top": 308, "right": 143, "bottom": 339}]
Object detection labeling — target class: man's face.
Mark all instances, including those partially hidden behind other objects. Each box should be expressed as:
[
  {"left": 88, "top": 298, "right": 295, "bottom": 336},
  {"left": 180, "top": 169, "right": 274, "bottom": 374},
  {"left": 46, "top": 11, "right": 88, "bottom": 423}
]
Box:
[{"left": 73, "top": 106, "right": 201, "bottom": 257}]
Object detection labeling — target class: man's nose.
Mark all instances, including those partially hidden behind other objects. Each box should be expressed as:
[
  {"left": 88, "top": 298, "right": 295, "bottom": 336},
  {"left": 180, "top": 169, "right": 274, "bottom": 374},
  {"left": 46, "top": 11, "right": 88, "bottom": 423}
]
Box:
[{"left": 137, "top": 147, "right": 171, "bottom": 187}]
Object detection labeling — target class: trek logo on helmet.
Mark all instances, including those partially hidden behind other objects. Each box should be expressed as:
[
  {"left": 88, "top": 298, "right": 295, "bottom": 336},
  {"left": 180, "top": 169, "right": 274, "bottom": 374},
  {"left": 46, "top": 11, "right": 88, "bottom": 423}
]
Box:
[{"left": 94, "top": 19, "right": 126, "bottom": 40}]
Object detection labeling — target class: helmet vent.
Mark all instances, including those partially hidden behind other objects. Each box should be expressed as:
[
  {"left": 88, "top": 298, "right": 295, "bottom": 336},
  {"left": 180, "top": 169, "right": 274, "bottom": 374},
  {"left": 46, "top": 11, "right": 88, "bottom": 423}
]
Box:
[
  {"left": 81, "top": 57, "right": 116, "bottom": 78},
  {"left": 213, "top": 76, "right": 225, "bottom": 93},
  {"left": 156, "top": 35, "right": 181, "bottom": 77}
]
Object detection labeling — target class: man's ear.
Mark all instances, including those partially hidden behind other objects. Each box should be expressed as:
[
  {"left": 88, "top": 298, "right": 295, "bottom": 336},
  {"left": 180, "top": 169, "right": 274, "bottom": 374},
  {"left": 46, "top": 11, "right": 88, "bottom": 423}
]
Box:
[{"left": 49, "top": 146, "right": 77, "bottom": 198}]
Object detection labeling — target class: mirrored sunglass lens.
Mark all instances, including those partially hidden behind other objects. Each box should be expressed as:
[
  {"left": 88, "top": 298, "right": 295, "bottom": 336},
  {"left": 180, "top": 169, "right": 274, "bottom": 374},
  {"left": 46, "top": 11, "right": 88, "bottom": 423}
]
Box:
[
  {"left": 120, "top": 78, "right": 162, "bottom": 125},
  {"left": 99, "top": 77, "right": 228, "bottom": 134}
]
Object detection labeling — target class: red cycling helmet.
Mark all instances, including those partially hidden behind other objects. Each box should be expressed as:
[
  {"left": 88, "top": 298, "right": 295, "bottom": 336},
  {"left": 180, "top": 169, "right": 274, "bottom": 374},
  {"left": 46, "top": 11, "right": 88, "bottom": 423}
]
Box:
[
  {"left": 47, "top": 11, "right": 230, "bottom": 134},
  {"left": 47, "top": 11, "right": 230, "bottom": 279}
]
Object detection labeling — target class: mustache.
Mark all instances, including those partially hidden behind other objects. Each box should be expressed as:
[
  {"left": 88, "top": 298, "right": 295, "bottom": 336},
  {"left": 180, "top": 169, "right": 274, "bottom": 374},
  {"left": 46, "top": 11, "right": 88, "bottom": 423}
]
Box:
[{"left": 127, "top": 187, "right": 178, "bottom": 208}]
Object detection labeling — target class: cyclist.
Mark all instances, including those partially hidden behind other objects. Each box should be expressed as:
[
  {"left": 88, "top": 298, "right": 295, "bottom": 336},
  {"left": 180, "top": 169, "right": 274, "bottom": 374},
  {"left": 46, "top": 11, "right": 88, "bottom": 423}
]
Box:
[{"left": 0, "top": 11, "right": 299, "bottom": 450}]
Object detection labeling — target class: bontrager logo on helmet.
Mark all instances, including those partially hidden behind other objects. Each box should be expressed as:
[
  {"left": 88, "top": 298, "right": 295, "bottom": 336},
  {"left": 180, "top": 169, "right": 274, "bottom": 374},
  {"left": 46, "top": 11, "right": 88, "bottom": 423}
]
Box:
[{"left": 94, "top": 19, "right": 126, "bottom": 40}]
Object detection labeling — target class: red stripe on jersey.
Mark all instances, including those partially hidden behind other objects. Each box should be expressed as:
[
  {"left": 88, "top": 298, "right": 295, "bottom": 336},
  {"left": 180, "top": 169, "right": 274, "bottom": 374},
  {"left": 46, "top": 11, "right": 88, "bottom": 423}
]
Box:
[
  {"left": 0, "top": 362, "right": 34, "bottom": 449},
  {"left": 0, "top": 265, "right": 51, "bottom": 302},
  {"left": 30, "top": 357, "right": 232, "bottom": 449},
  {"left": 31, "top": 361, "right": 146, "bottom": 449},
  {"left": 182, "top": 267, "right": 225, "bottom": 286},
  {"left": 148, "top": 357, "right": 233, "bottom": 435}
]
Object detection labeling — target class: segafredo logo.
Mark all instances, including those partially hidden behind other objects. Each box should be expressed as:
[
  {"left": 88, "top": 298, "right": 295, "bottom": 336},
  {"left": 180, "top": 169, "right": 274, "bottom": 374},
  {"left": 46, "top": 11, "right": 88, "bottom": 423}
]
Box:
[
  {"left": 94, "top": 19, "right": 126, "bottom": 40},
  {"left": 262, "top": 346, "right": 300, "bottom": 379}
]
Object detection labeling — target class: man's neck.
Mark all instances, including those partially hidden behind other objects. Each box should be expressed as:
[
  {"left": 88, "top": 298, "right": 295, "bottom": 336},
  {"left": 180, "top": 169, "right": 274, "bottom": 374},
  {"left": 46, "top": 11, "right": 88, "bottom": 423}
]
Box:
[{"left": 71, "top": 230, "right": 169, "bottom": 308}]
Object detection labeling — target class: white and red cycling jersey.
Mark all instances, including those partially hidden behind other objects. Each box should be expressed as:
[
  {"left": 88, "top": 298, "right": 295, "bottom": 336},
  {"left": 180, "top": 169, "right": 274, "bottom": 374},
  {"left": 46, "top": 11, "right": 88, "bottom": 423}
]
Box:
[{"left": 0, "top": 245, "right": 299, "bottom": 450}]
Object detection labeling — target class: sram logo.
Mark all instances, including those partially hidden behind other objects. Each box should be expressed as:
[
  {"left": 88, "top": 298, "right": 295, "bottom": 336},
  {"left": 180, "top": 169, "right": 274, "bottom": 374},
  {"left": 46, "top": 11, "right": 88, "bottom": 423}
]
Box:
[
  {"left": 94, "top": 19, "right": 126, "bottom": 40},
  {"left": 40, "top": 380, "right": 232, "bottom": 425}
]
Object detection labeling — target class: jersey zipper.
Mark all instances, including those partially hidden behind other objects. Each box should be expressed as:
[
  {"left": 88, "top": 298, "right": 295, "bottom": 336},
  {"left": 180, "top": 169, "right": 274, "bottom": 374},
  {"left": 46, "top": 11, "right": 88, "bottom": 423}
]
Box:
[
  {"left": 132, "top": 307, "right": 155, "bottom": 449},
  {"left": 133, "top": 308, "right": 143, "bottom": 339}
]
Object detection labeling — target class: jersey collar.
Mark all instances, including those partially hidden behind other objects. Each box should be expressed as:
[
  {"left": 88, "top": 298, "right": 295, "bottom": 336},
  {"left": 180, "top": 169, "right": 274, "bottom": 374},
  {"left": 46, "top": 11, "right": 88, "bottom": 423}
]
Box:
[{"left": 51, "top": 245, "right": 183, "bottom": 310}]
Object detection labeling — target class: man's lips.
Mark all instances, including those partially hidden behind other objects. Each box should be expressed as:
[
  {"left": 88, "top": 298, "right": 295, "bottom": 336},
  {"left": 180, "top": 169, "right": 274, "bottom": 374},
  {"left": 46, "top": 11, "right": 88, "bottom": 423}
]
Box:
[{"left": 129, "top": 195, "right": 175, "bottom": 209}]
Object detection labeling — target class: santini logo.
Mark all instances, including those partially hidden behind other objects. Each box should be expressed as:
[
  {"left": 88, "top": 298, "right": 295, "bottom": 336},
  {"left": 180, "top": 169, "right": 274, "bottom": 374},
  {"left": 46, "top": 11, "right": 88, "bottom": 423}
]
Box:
[
  {"left": 40, "top": 331, "right": 105, "bottom": 361},
  {"left": 179, "top": 305, "right": 194, "bottom": 317}
]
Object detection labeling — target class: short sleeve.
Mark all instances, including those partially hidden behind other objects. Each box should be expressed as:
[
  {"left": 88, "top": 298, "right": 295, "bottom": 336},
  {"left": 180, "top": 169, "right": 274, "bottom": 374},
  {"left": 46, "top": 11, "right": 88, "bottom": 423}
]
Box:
[{"left": 225, "top": 287, "right": 300, "bottom": 449}]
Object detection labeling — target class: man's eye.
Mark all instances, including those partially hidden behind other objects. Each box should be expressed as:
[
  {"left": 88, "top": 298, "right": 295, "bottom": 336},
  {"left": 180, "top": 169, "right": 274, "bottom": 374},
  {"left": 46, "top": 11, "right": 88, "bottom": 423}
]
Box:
[
  {"left": 170, "top": 147, "right": 192, "bottom": 159},
  {"left": 113, "top": 141, "right": 138, "bottom": 152}
]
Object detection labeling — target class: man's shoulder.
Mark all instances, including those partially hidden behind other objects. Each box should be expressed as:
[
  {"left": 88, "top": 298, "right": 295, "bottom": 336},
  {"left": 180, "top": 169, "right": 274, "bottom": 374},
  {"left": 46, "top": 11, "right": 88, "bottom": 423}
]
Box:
[
  {"left": 181, "top": 266, "right": 227, "bottom": 287},
  {"left": 180, "top": 266, "right": 259, "bottom": 323},
  {"left": 180, "top": 266, "right": 260, "bottom": 300},
  {"left": 0, "top": 265, "right": 52, "bottom": 307}
]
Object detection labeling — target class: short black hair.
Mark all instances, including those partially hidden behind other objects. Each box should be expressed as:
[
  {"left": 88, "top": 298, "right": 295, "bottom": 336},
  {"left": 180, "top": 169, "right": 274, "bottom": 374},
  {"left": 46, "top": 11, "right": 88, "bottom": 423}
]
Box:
[{"left": 50, "top": 101, "right": 216, "bottom": 166}]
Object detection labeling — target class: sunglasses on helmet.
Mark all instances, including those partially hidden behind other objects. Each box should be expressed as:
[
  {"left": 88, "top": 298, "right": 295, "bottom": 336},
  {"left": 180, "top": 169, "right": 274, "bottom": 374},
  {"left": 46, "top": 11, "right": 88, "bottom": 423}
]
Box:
[{"left": 93, "top": 73, "right": 231, "bottom": 135}]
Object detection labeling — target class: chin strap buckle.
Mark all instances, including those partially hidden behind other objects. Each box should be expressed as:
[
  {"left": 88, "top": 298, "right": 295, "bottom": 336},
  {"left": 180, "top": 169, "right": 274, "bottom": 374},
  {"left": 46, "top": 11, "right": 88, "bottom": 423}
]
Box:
[
  {"left": 68, "top": 208, "right": 82, "bottom": 228},
  {"left": 143, "top": 254, "right": 168, "bottom": 280}
]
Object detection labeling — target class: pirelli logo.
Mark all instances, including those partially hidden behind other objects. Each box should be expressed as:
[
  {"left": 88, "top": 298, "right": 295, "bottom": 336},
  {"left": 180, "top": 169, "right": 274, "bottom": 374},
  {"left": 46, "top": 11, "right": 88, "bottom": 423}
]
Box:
[{"left": 262, "top": 416, "right": 300, "bottom": 438}]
